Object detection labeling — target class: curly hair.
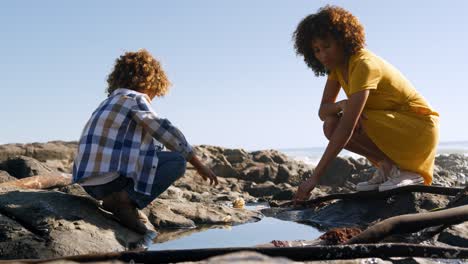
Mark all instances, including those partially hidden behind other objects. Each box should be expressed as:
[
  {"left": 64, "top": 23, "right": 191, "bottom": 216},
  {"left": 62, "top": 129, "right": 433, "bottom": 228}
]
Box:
[
  {"left": 293, "top": 5, "right": 366, "bottom": 76},
  {"left": 106, "top": 49, "right": 171, "bottom": 97}
]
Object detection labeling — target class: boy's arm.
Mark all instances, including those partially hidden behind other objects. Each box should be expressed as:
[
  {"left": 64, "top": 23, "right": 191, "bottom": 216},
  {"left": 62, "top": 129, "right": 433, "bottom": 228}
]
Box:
[
  {"left": 130, "top": 96, "right": 194, "bottom": 160},
  {"left": 130, "top": 96, "right": 218, "bottom": 185}
]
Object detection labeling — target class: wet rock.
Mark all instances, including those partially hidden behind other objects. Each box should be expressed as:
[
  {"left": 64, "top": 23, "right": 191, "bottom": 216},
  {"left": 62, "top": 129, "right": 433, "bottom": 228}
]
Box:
[
  {"left": 263, "top": 192, "right": 450, "bottom": 230},
  {"left": 0, "top": 156, "right": 53, "bottom": 179}
]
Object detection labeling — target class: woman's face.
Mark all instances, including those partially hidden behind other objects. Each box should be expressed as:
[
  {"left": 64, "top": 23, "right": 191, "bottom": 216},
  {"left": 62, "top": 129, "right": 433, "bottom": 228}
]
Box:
[{"left": 311, "top": 36, "right": 346, "bottom": 70}]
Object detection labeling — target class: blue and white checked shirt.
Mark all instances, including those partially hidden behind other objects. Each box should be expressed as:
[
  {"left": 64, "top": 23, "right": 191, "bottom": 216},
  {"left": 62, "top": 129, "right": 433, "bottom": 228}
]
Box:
[{"left": 72, "top": 88, "right": 194, "bottom": 195}]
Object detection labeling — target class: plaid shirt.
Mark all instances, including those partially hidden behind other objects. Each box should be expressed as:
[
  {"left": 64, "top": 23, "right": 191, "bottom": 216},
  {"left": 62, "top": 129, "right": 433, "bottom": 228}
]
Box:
[{"left": 72, "top": 88, "right": 194, "bottom": 195}]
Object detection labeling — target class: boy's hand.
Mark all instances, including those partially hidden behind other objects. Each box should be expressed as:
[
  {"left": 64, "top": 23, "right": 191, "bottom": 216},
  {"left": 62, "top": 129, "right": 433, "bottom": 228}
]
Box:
[
  {"left": 189, "top": 155, "right": 218, "bottom": 186},
  {"left": 196, "top": 164, "right": 218, "bottom": 186}
]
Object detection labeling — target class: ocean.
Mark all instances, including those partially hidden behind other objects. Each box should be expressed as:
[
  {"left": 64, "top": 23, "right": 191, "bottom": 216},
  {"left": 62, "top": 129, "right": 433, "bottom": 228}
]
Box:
[{"left": 280, "top": 141, "right": 468, "bottom": 167}]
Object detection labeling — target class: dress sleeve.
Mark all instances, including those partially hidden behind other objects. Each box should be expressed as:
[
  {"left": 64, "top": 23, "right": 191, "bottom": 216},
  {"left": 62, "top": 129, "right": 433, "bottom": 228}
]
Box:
[{"left": 348, "top": 59, "right": 381, "bottom": 95}]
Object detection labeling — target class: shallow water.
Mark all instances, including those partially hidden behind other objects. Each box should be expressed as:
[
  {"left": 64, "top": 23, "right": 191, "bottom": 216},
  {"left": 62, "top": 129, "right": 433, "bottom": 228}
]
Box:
[{"left": 150, "top": 204, "right": 322, "bottom": 250}]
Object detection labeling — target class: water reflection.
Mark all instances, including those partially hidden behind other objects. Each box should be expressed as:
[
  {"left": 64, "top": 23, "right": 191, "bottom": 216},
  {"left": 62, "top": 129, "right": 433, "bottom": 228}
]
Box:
[{"left": 151, "top": 211, "right": 321, "bottom": 250}]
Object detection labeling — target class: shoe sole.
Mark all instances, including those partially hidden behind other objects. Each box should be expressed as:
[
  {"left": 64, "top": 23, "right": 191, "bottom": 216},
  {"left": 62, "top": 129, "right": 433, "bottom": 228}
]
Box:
[{"left": 378, "top": 180, "right": 424, "bottom": 192}]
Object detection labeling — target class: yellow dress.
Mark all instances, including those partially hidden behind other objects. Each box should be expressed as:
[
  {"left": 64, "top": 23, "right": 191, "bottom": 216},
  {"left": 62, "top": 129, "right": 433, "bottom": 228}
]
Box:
[{"left": 328, "top": 49, "right": 439, "bottom": 185}]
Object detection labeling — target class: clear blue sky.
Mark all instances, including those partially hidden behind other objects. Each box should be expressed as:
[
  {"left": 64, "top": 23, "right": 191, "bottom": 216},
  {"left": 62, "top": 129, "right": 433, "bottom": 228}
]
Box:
[{"left": 1, "top": 1, "right": 467, "bottom": 150}]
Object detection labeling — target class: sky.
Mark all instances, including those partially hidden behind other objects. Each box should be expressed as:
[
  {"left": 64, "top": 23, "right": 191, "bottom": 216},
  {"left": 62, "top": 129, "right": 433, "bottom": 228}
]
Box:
[{"left": 0, "top": 1, "right": 467, "bottom": 150}]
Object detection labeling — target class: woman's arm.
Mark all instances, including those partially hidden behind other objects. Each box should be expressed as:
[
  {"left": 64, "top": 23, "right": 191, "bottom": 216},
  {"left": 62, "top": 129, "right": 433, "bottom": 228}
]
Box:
[
  {"left": 318, "top": 79, "right": 344, "bottom": 121},
  {"left": 294, "top": 89, "right": 370, "bottom": 201}
]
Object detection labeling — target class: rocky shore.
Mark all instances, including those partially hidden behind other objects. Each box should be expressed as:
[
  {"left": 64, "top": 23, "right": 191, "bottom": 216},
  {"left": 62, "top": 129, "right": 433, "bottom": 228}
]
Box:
[{"left": 0, "top": 141, "right": 466, "bottom": 263}]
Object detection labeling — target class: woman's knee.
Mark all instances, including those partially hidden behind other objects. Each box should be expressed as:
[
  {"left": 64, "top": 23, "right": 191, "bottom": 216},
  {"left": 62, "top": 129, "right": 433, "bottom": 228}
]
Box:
[{"left": 323, "top": 116, "right": 339, "bottom": 140}]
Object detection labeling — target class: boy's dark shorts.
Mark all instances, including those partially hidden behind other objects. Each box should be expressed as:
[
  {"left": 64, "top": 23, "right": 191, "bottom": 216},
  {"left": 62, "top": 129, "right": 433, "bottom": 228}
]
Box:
[{"left": 83, "top": 151, "right": 187, "bottom": 209}]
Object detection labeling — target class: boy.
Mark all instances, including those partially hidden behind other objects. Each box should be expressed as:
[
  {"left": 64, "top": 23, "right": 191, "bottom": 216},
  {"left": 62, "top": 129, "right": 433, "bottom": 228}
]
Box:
[{"left": 72, "top": 49, "right": 218, "bottom": 234}]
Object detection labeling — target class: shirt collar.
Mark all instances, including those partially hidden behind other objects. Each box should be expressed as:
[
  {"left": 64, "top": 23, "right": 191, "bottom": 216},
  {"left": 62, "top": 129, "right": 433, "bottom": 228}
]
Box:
[{"left": 111, "top": 88, "right": 152, "bottom": 102}]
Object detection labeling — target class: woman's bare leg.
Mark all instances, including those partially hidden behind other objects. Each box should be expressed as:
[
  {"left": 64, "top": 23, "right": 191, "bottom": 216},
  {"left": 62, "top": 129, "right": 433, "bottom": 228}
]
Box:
[{"left": 323, "top": 116, "right": 395, "bottom": 173}]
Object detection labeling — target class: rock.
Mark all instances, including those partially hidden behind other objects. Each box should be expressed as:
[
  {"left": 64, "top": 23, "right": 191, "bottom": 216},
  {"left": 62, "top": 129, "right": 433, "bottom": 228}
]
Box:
[
  {"left": 144, "top": 202, "right": 196, "bottom": 229},
  {"left": 56, "top": 183, "right": 92, "bottom": 198},
  {"left": 188, "top": 251, "right": 298, "bottom": 263},
  {"left": 437, "top": 222, "right": 468, "bottom": 247},
  {"left": 195, "top": 145, "right": 314, "bottom": 187},
  {"left": 0, "top": 186, "right": 142, "bottom": 259},
  {"left": 223, "top": 148, "right": 250, "bottom": 164},
  {"left": 433, "top": 154, "right": 468, "bottom": 187},
  {"left": 263, "top": 192, "right": 450, "bottom": 229},
  {"left": 0, "top": 171, "right": 16, "bottom": 184},
  {"left": 0, "top": 212, "right": 52, "bottom": 259},
  {"left": 149, "top": 199, "right": 262, "bottom": 227},
  {"left": 0, "top": 141, "right": 77, "bottom": 172},
  {"left": 319, "top": 157, "right": 356, "bottom": 187},
  {"left": 272, "top": 188, "right": 296, "bottom": 201},
  {"left": 0, "top": 156, "right": 53, "bottom": 179},
  {"left": 244, "top": 181, "right": 280, "bottom": 198},
  {"left": 241, "top": 163, "right": 278, "bottom": 183},
  {"left": 212, "top": 163, "right": 240, "bottom": 179},
  {"left": 348, "top": 157, "right": 372, "bottom": 172},
  {"left": 244, "top": 181, "right": 297, "bottom": 201}
]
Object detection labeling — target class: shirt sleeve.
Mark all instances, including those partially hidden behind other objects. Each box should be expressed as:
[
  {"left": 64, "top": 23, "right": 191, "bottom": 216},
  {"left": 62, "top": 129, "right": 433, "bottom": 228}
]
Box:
[
  {"left": 130, "top": 95, "right": 194, "bottom": 160},
  {"left": 348, "top": 59, "right": 381, "bottom": 95}
]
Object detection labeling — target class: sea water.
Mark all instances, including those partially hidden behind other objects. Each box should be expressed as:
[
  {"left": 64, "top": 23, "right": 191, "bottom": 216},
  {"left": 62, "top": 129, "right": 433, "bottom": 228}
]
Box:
[{"left": 283, "top": 141, "right": 468, "bottom": 167}]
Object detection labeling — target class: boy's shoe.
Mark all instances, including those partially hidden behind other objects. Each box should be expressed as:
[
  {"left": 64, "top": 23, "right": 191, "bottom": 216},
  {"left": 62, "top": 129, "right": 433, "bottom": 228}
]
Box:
[
  {"left": 378, "top": 168, "right": 424, "bottom": 191},
  {"left": 356, "top": 167, "right": 386, "bottom": 191}
]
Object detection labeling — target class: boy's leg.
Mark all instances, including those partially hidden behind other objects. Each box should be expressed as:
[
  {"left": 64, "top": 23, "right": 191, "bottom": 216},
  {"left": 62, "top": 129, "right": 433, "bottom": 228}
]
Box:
[
  {"left": 83, "top": 177, "right": 149, "bottom": 234},
  {"left": 126, "top": 151, "right": 187, "bottom": 210}
]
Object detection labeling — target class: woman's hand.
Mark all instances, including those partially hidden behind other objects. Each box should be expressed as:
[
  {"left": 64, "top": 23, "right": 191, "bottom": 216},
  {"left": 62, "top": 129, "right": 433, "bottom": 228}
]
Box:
[{"left": 293, "top": 178, "right": 317, "bottom": 204}]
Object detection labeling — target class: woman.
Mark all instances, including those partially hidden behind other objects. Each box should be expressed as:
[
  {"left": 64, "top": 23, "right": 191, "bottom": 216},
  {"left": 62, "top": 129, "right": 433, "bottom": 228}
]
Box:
[{"left": 292, "top": 5, "right": 439, "bottom": 202}]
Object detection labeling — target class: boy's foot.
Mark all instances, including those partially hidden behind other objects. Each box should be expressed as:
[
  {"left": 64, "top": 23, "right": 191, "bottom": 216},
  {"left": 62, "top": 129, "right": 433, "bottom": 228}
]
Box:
[
  {"left": 378, "top": 169, "right": 424, "bottom": 191},
  {"left": 356, "top": 166, "right": 386, "bottom": 191},
  {"left": 102, "top": 191, "right": 149, "bottom": 235}
]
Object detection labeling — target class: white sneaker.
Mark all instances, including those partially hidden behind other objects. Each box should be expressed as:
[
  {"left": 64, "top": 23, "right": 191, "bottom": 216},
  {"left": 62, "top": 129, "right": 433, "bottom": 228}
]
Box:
[
  {"left": 356, "top": 167, "right": 386, "bottom": 191},
  {"left": 378, "top": 167, "right": 424, "bottom": 191}
]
